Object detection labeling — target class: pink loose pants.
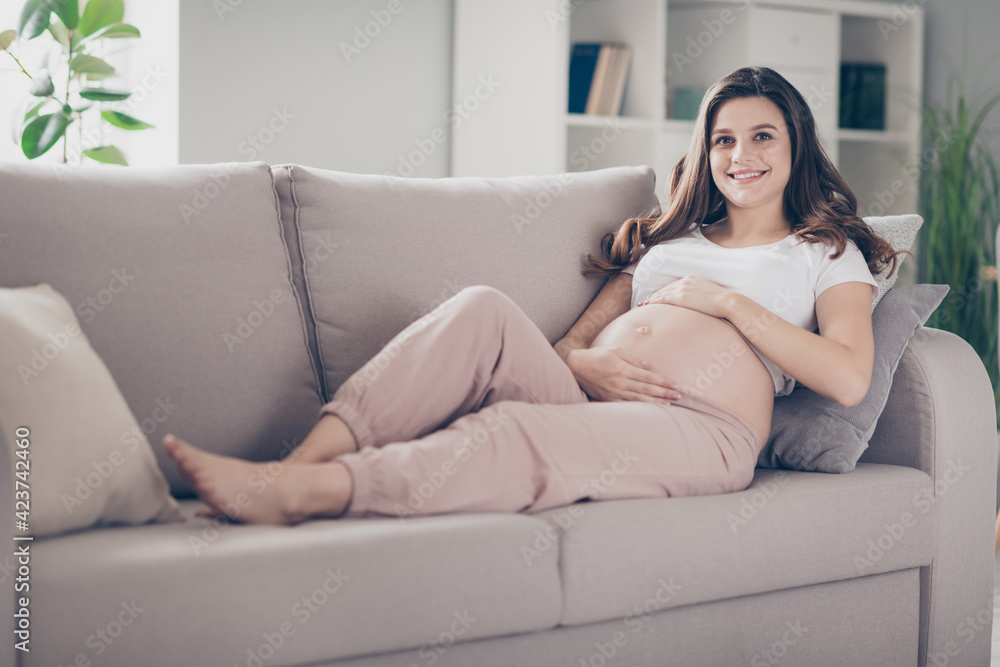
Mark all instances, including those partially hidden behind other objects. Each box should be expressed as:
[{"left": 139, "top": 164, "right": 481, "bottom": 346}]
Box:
[{"left": 321, "top": 286, "right": 760, "bottom": 519}]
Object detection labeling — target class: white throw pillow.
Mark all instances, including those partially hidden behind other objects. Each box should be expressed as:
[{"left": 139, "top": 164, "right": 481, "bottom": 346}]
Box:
[
  {"left": 863, "top": 213, "right": 922, "bottom": 309},
  {"left": 0, "top": 284, "right": 182, "bottom": 538}
]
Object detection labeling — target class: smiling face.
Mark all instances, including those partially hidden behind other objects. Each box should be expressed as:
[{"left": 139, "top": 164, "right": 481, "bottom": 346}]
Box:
[{"left": 708, "top": 96, "right": 793, "bottom": 219}]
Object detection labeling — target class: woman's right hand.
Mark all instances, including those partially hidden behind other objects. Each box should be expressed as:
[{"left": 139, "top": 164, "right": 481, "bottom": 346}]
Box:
[{"left": 566, "top": 347, "right": 683, "bottom": 404}]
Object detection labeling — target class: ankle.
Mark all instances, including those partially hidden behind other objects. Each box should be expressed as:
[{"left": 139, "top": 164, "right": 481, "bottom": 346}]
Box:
[
  {"left": 269, "top": 470, "right": 310, "bottom": 524},
  {"left": 291, "top": 415, "right": 359, "bottom": 464},
  {"left": 296, "top": 462, "right": 353, "bottom": 520},
  {"left": 328, "top": 416, "right": 359, "bottom": 454}
]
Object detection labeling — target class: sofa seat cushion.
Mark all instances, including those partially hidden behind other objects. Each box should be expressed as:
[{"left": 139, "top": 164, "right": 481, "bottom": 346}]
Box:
[
  {"left": 0, "top": 162, "right": 323, "bottom": 497},
  {"left": 538, "top": 463, "right": 934, "bottom": 626},
  {"left": 271, "top": 164, "right": 659, "bottom": 398},
  {"left": 27, "top": 501, "right": 563, "bottom": 667}
]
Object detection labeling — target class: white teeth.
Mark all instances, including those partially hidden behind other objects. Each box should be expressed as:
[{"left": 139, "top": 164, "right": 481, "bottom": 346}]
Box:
[{"left": 731, "top": 171, "right": 765, "bottom": 180}]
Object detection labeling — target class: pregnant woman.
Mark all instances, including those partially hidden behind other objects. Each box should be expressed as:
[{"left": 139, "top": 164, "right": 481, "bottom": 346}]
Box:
[{"left": 164, "top": 66, "right": 902, "bottom": 524}]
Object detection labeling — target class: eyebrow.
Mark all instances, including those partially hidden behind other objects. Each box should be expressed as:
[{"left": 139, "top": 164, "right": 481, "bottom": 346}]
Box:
[{"left": 711, "top": 123, "right": 780, "bottom": 136}]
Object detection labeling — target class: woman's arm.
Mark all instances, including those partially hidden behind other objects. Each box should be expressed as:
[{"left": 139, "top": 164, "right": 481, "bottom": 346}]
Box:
[
  {"left": 723, "top": 282, "right": 874, "bottom": 407},
  {"left": 554, "top": 272, "right": 681, "bottom": 403},
  {"left": 639, "top": 276, "right": 874, "bottom": 407},
  {"left": 554, "top": 272, "right": 633, "bottom": 361}
]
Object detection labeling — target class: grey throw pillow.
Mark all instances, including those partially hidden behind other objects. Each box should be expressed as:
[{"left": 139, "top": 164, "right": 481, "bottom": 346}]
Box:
[
  {"left": 756, "top": 283, "right": 950, "bottom": 473},
  {"left": 865, "top": 214, "right": 922, "bottom": 309}
]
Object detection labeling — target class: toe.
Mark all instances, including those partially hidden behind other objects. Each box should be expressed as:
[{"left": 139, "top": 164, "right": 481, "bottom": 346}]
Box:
[{"left": 162, "top": 434, "right": 191, "bottom": 462}]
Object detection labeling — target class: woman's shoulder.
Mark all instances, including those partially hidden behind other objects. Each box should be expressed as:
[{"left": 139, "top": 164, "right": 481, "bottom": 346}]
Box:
[{"left": 786, "top": 229, "right": 865, "bottom": 258}]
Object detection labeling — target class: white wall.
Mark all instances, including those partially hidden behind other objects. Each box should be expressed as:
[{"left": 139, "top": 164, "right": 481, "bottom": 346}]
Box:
[
  {"left": 922, "top": 0, "right": 1000, "bottom": 153},
  {"left": 178, "top": 0, "right": 453, "bottom": 176},
  {"left": 118, "top": 0, "right": 179, "bottom": 166},
  {"left": 3, "top": 0, "right": 997, "bottom": 177}
]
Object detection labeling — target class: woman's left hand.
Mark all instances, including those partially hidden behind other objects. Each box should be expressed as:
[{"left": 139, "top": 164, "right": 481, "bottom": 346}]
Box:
[{"left": 637, "top": 276, "right": 733, "bottom": 318}]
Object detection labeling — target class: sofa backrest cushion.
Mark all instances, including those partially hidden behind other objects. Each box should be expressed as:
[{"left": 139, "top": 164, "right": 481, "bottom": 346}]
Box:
[
  {"left": 0, "top": 162, "right": 324, "bottom": 497},
  {"left": 272, "top": 164, "right": 659, "bottom": 398}
]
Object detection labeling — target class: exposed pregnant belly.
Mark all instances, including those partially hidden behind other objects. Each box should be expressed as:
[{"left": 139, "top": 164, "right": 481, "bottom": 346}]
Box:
[{"left": 590, "top": 304, "right": 774, "bottom": 446}]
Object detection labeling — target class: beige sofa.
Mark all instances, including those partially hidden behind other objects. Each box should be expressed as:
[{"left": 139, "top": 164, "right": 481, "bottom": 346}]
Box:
[{"left": 0, "top": 161, "right": 995, "bottom": 666}]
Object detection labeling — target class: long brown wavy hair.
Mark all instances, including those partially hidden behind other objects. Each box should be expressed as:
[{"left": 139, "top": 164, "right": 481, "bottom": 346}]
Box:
[{"left": 584, "top": 66, "right": 905, "bottom": 279}]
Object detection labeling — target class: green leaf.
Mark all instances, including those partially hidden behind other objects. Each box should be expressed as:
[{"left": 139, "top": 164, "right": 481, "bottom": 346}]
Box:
[
  {"left": 0, "top": 29, "right": 16, "bottom": 50},
  {"left": 50, "top": 0, "right": 79, "bottom": 30},
  {"left": 17, "top": 100, "right": 51, "bottom": 145},
  {"left": 21, "top": 111, "right": 71, "bottom": 159},
  {"left": 83, "top": 144, "right": 127, "bottom": 165},
  {"left": 68, "top": 53, "right": 115, "bottom": 79},
  {"left": 101, "top": 110, "right": 154, "bottom": 130},
  {"left": 78, "top": 0, "right": 123, "bottom": 37},
  {"left": 84, "top": 69, "right": 115, "bottom": 81},
  {"left": 23, "top": 100, "right": 47, "bottom": 122},
  {"left": 88, "top": 22, "right": 139, "bottom": 39},
  {"left": 28, "top": 70, "right": 54, "bottom": 96},
  {"left": 47, "top": 21, "right": 70, "bottom": 52},
  {"left": 72, "top": 103, "right": 92, "bottom": 112},
  {"left": 79, "top": 87, "right": 130, "bottom": 101},
  {"left": 74, "top": 21, "right": 139, "bottom": 48},
  {"left": 18, "top": 0, "right": 53, "bottom": 40}
]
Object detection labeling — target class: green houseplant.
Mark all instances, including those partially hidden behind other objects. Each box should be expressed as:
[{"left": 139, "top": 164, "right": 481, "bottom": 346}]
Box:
[
  {"left": 916, "top": 61, "right": 1000, "bottom": 405},
  {"left": 0, "top": 0, "right": 153, "bottom": 165}
]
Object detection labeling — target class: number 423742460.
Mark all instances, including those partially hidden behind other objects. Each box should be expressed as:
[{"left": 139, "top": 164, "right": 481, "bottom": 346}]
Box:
[{"left": 14, "top": 426, "right": 30, "bottom": 529}]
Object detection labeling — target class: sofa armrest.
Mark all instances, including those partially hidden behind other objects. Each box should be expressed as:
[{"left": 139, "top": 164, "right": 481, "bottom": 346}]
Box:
[
  {"left": 0, "top": 415, "right": 16, "bottom": 667},
  {"left": 862, "top": 326, "right": 997, "bottom": 666}
]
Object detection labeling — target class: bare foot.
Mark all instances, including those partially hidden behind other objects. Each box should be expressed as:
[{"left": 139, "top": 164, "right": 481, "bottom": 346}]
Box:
[{"left": 162, "top": 434, "right": 352, "bottom": 525}]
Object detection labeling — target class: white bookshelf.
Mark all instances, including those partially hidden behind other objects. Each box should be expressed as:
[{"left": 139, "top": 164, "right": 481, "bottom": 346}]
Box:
[{"left": 451, "top": 0, "right": 924, "bottom": 216}]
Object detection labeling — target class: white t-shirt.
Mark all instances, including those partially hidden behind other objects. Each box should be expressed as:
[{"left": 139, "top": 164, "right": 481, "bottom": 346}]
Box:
[{"left": 620, "top": 224, "right": 879, "bottom": 396}]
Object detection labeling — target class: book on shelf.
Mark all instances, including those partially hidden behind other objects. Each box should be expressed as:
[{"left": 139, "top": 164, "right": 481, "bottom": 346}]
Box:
[
  {"left": 568, "top": 42, "right": 632, "bottom": 116},
  {"left": 839, "top": 62, "right": 886, "bottom": 131}
]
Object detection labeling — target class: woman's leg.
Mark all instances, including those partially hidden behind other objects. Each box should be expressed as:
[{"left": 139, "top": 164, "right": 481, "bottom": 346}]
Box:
[
  {"left": 338, "top": 392, "right": 762, "bottom": 519},
  {"left": 165, "top": 284, "right": 592, "bottom": 520},
  {"left": 163, "top": 391, "right": 760, "bottom": 524},
  {"left": 294, "top": 285, "right": 590, "bottom": 462}
]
